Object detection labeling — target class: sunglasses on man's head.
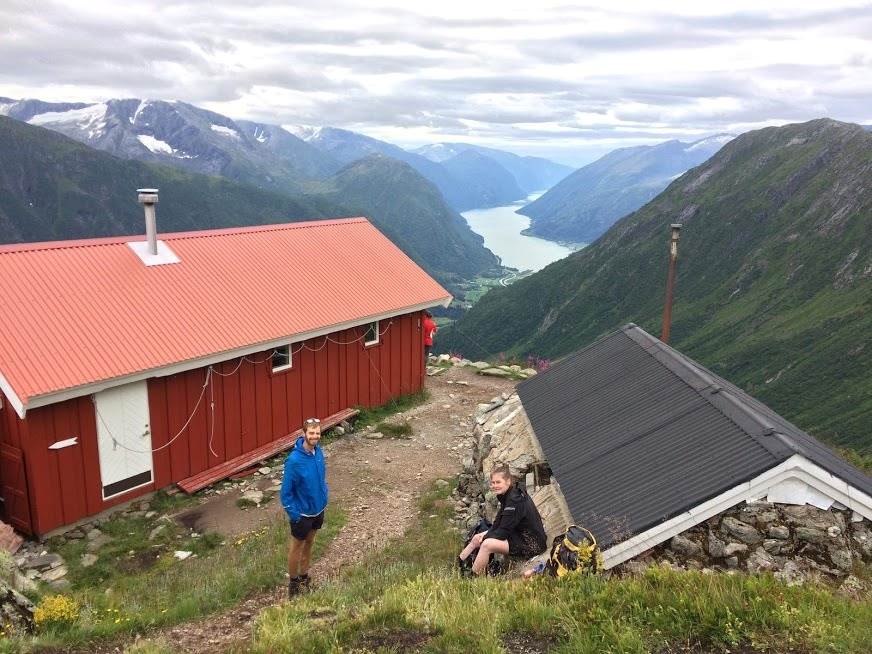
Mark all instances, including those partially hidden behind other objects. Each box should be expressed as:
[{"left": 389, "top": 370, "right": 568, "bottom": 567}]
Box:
[{"left": 304, "top": 418, "right": 321, "bottom": 425}]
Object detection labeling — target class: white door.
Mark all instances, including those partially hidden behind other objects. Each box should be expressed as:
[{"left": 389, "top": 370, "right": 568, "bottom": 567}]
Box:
[{"left": 94, "top": 381, "right": 153, "bottom": 499}]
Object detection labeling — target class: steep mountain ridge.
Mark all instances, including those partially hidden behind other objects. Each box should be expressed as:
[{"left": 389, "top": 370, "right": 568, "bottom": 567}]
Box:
[
  {"left": 0, "top": 98, "right": 339, "bottom": 192},
  {"left": 518, "top": 134, "right": 733, "bottom": 243},
  {"left": 414, "top": 142, "right": 573, "bottom": 193},
  {"left": 440, "top": 150, "right": 524, "bottom": 207},
  {"left": 317, "top": 154, "right": 499, "bottom": 282},
  {"left": 0, "top": 115, "right": 336, "bottom": 244},
  {"left": 0, "top": 117, "right": 499, "bottom": 288},
  {"left": 442, "top": 119, "right": 872, "bottom": 451},
  {"left": 289, "top": 125, "right": 490, "bottom": 210}
]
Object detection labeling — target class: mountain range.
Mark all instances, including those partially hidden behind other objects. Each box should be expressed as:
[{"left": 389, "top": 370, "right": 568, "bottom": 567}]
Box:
[
  {"left": 412, "top": 142, "right": 573, "bottom": 194},
  {"left": 441, "top": 119, "right": 872, "bottom": 452},
  {"left": 0, "top": 98, "right": 571, "bottom": 215},
  {"left": 291, "top": 126, "right": 573, "bottom": 210},
  {"left": 0, "top": 116, "right": 498, "bottom": 285},
  {"left": 517, "top": 134, "right": 733, "bottom": 243},
  {"left": 0, "top": 97, "right": 339, "bottom": 193}
]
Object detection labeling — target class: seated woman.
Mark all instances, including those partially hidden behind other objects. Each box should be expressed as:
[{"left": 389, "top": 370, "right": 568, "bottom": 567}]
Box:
[{"left": 458, "top": 464, "right": 547, "bottom": 575}]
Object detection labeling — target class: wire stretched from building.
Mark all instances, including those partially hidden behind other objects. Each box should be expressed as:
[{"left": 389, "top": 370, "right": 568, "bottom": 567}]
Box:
[
  {"left": 93, "top": 320, "right": 399, "bottom": 456},
  {"left": 94, "top": 367, "right": 211, "bottom": 454}
]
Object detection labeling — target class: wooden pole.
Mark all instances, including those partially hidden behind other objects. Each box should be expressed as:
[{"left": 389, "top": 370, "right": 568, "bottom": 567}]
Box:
[{"left": 660, "top": 224, "right": 682, "bottom": 344}]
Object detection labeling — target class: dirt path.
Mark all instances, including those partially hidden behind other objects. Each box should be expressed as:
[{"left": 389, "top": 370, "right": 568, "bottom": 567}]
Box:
[{"left": 121, "top": 365, "right": 516, "bottom": 653}]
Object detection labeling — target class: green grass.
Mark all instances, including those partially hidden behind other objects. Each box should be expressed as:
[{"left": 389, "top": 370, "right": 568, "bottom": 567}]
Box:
[
  {"left": 375, "top": 420, "right": 413, "bottom": 438},
  {"left": 356, "top": 390, "right": 430, "bottom": 429},
  {"left": 7, "top": 508, "right": 347, "bottom": 651},
  {"left": 148, "top": 489, "right": 199, "bottom": 514},
  {"left": 122, "top": 639, "right": 175, "bottom": 654},
  {"left": 463, "top": 275, "right": 508, "bottom": 305},
  {"left": 248, "top": 483, "right": 872, "bottom": 654}
]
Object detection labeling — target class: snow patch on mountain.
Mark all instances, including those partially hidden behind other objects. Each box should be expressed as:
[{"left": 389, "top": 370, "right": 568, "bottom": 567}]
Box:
[
  {"left": 251, "top": 125, "right": 269, "bottom": 143},
  {"left": 29, "top": 103, "right": 108, "bottom": 139},
  {"left": 210, "top": 124, "right": 240, "bottom": 138},
  {"left": 284, "top": 125, "right": 321, "bottom": 141},
  {"left": 685, "top": 134, "right": 734, "bottom": 152},
  {"left": 132, "top": 100, "right": 152, "bottom": 125},
  {"left": 137, "top": 134, "right": 174, "bottom": 155},
  {"left": 413, "top": 142, "right": 467, "bottom": 162},
  {"left": 0, "top": 103, "right": 12, "bottom": 116}
]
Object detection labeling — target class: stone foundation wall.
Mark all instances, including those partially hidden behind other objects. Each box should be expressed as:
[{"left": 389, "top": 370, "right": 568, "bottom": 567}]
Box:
[
  {"left": 452, "top": 392, "right": 571, "bottom": 544},
  {"left": 621, "top": 501, "right": 872, "bottom": 591}
]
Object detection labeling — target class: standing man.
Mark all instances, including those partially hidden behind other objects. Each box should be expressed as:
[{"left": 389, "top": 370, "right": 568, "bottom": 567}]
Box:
[
  {"left": 281, "top": 417, "right": 328, "bottom": 598},
  {"left": 422, "top": 310, "right": 438, "bottom": 363}
]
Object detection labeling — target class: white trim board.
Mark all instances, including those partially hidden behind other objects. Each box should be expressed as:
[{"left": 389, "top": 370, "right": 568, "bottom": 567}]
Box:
[
  {"left": 0, "top": 370, "right": 25, "bottom": 419},
  {"left": 17, "top": 296, "right": 450, "bottom": 418},
  {"left": 601, "top": 454, "right": 872, "bottom": 570}
]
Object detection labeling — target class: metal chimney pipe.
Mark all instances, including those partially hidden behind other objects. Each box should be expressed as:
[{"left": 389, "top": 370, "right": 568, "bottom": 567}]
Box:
[
  {"left": 137, "top": 188, "right": 159, "bottom": 256},
  {"left": 660, "top": 223, "right": 682, "bottom": 344}
]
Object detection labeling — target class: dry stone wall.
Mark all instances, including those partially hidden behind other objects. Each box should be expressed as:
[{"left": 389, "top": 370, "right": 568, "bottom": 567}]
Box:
[
  {"left": 452, "top": 391, "right": 572, "bottom": 544},
  {"left": 620, "top": 501, "right": 872, "bottom": 592}
]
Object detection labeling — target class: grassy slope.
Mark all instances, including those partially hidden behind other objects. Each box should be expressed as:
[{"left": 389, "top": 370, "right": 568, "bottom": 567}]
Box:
[
  {"left": 246, "top": 483, "right": 872, "bottom": 654},
  {"left": 2, "top": 501, "right": 345, "bottom": 651},
  {"left": 442, "top": 119, "right": 872, "bottom": 452}
]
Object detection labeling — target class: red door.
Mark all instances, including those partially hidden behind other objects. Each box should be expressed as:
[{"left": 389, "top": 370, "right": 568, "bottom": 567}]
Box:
[{"left": 0, "top": 443, "right": 32, "bottom": 534}]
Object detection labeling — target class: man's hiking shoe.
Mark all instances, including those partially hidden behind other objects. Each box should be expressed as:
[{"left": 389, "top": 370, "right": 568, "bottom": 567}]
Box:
[
  {"left": 288, "top": 576, "right": 302, "bottom": 598},
  {"left": 300, "top": 573, "right": 312, "bottom": 590}
]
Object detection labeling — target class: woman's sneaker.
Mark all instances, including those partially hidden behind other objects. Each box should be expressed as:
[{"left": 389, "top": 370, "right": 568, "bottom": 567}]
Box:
[
  {"left": 288, "top": 576, "right": 302, "bottom": 598},
  {"left": 456, "top": 556, "right": 473, "bottom": 576},
  {"left": 300, "top": 573, "right": 312, "bottom": 591}
]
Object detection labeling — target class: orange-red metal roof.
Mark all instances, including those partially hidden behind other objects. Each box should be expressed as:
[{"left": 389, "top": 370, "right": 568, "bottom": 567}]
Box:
[{"left": 0, "top": 218, "right": 451, "bottom": 413}]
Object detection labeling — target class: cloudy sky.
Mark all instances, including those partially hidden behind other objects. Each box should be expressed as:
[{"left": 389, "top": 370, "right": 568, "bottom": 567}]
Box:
[{"left": 2, "top": 0, "right": 871, "bottom": 165}]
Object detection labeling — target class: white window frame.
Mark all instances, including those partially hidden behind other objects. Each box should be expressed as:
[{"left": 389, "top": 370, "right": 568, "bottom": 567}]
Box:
[
  {"left": 271, "top": 344, "right": 293, "bottom": 373},
  {"left": 363, "top": 321, "right": 380, "bottom": 347}
]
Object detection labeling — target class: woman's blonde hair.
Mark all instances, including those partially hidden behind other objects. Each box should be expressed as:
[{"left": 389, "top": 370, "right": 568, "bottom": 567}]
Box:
[{"left": 490, "top": 464, "right": 513, "bottom": 482}]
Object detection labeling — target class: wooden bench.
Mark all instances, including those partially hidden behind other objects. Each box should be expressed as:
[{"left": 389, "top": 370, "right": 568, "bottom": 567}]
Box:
[{"left": 177, "top": 407, "right": 358, "bottom": 494}]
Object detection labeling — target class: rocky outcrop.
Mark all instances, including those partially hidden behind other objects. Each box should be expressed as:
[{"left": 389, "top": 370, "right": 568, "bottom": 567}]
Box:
[
  {"left": 0, "top": 580, "right": 34, "bottom": 634},
  {"left": 620, "top": 501, "right": 872, "bottom": 589}
]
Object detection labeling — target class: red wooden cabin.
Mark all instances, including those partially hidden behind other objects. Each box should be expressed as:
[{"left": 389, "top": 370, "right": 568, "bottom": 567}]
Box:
[{"left": 0, "top": 217, "right": 451, "bottom": 536}]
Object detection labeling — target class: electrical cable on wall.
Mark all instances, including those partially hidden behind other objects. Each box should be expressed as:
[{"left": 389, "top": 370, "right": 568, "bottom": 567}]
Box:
[
  {"left": 95, "top": 367, "right": 212, "bottom": 454},
  {"left": 93, "top": 320, "right": 396, "bottom": 456}
]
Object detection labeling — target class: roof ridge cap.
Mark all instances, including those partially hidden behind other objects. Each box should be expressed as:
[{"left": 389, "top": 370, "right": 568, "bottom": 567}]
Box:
[{"left": 0, "top": 217, "right": 372, "bottom": 254}]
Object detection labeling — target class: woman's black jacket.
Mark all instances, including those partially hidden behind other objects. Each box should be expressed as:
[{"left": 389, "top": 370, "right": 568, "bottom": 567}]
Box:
[{"left": 485, "top": 484, "right": 546, "bottom": 548}]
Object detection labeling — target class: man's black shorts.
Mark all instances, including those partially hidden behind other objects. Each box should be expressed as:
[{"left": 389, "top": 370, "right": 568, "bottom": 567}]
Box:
[{"left": 290, "top": 512, "right": 325, "bottom": 540}]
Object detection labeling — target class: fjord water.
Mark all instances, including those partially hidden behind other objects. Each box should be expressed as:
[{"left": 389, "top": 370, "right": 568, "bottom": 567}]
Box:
[{"left": 462, "top": 193, "right": 582, "bottom": 271}]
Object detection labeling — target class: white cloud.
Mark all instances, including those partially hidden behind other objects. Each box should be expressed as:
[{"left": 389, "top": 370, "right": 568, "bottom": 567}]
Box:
[{"left": 0, "top": 1, "right": 870, "bottom": 165}]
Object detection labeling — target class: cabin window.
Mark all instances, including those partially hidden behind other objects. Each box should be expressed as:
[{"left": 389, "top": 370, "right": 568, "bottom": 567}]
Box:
[
  {"left": 525, "top": 463, "right": 552, "bottom": 491},
  {"left": 272, "top": 344, "right": 292, "bottom": 372},
  {"left": 364, "top": 321, "right": 380, "bottom": 346}
]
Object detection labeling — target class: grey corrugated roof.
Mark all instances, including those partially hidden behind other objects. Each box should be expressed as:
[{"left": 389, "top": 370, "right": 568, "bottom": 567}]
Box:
[{"left": 517, "top": 323, "right": 872, "bottom": 549}]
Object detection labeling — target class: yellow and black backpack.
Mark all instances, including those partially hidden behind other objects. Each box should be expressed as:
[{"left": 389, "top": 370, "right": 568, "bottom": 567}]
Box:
[{"left": 545, "top": 525, "right": 603, "bottom": 577}]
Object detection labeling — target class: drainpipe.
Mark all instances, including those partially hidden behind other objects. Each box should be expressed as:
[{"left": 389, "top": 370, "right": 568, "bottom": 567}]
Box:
[
  {"left": 137, "top": 188, "right": 159, "bottom": 256},
  {"left": 660, "top": 223, "right": 682, "bottom": 344}
]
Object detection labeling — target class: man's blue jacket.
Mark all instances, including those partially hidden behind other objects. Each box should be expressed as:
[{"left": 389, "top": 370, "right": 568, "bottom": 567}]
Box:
[{"left": 280, "top": 436, "right": 328, "bottom": 522}]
